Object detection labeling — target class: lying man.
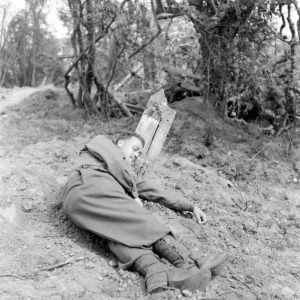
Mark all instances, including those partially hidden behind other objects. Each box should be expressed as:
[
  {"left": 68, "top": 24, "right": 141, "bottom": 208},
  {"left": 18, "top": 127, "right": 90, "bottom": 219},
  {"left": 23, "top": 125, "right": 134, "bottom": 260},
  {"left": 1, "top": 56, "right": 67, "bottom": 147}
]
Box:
[{"left": 62, "top": 132, "right": 230, "bottom": 293}]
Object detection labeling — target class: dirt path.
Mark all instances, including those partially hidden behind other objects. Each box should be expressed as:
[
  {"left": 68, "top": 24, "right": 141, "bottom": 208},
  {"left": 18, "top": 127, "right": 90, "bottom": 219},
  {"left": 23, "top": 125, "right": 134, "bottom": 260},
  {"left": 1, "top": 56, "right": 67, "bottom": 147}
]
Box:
[
  {"left": 0, "top": 85, "right": 54, "bottom": 114},
  {"left": 0, "top": 88, "right": 299, "bottom": 299}
]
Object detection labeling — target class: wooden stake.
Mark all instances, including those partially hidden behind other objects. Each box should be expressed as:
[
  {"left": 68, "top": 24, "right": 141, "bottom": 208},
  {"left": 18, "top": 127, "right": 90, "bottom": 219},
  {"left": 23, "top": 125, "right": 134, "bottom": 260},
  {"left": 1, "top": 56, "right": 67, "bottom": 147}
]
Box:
[{"left": 135, "top": 89, "right": 176, "bottom": 175}]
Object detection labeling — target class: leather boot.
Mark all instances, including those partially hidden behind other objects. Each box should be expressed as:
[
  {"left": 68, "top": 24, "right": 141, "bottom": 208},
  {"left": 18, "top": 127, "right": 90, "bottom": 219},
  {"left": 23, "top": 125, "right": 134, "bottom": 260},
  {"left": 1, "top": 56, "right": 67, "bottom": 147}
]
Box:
[
  {"left": 153, "top": 235, "right": 198, "bottom": 270},
  {"left": 133, "top": 254, "right": 169, "bottom": 293},
  {"left": 154, "top": 235, "right": 231, "bottom": 276},
  {"left": 133, "top": 254, "right": 211, "bottom": 294}
]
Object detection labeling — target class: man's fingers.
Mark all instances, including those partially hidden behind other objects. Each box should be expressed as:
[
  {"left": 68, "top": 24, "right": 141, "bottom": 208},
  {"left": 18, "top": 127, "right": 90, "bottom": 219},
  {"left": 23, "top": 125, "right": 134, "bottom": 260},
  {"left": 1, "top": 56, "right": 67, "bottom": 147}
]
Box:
[
  {"left": 196, "top": 211, "right": 207, "bottom": 224},
  {"left": 193, "top": 206, "right": 207, "bottom": 224},
  {"left": 134, "top": 197, "right": 143, "bottom": 206}
]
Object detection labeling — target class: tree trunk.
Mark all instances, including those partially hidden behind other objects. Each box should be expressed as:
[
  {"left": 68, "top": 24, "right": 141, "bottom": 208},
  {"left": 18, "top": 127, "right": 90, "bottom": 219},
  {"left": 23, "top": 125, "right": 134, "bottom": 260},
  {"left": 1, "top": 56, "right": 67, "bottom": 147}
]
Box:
[
  {"left": 187, "top": 1, "right": 255, "bottom": 114},
  {"left": 85, "top": 0, "right": 95, "bottom": 93}
]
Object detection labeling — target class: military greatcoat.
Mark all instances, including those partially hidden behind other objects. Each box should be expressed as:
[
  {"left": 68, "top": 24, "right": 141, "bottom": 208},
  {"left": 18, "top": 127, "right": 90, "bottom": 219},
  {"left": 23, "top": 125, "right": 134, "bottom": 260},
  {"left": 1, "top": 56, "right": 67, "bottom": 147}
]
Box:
[{"left": 63, "top": 135, "right": 194, "bottom": 247}]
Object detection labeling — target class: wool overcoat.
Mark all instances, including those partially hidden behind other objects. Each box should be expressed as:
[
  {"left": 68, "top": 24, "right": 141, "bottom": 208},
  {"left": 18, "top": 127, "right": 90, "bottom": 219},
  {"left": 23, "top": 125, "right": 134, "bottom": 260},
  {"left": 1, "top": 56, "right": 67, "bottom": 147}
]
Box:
[{"left": 62, "top": 135, "right": 194, "bottom": 247}]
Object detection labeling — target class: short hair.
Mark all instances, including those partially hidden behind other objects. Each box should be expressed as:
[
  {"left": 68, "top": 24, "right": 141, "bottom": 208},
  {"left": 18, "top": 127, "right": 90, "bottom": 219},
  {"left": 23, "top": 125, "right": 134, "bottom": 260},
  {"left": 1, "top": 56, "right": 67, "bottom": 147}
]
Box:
[{"left": 114, "top": 131, "right": 145, "bottom": 147}]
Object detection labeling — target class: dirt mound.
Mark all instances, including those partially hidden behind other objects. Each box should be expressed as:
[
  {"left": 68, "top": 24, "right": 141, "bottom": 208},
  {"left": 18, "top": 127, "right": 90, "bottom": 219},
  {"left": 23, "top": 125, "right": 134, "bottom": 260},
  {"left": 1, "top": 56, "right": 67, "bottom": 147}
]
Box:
[{"left": 0, "top": 88, "right": 299, "bottom": 299}]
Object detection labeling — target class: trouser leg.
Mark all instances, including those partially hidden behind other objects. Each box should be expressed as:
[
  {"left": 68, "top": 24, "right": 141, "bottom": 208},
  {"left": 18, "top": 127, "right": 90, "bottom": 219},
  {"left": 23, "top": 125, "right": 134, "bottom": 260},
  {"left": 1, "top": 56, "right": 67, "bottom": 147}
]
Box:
[
  {"left": 108, "top": 241, "right": 169, "bottom": 293},
  {"left": 108, "top": 240, "right": 155, "bottom": 270},
  {"left": 108, "top": 240, "right": 211, "bottom": 294}
]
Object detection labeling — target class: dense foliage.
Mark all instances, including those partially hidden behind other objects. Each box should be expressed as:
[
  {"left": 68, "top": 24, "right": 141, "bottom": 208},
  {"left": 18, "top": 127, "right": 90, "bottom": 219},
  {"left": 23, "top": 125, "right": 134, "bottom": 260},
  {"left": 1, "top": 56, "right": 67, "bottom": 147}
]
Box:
[
  {"left": 62, "top": 0, "right": 299, "bottom": 132},
  {"left": 0, "top": 0, "right": 299, "bottom": 132},
  {"left": 0, "top": 0, "right": 60, "bottom": 87}
]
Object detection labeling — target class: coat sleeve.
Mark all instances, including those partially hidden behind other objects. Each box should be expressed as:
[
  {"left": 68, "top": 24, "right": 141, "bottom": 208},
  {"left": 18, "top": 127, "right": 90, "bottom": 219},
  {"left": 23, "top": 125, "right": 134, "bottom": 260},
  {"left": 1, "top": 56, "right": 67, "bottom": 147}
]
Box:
[{"left": 136, "top": 178, "right": 194, "bottom": 212}]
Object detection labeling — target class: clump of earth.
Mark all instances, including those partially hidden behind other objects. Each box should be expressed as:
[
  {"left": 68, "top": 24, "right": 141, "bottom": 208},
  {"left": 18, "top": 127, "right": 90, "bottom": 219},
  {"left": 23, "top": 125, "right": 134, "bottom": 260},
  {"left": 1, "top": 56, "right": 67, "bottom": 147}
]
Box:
[{"left": 0, "top": 87, "right": 299, "bottom": 299}]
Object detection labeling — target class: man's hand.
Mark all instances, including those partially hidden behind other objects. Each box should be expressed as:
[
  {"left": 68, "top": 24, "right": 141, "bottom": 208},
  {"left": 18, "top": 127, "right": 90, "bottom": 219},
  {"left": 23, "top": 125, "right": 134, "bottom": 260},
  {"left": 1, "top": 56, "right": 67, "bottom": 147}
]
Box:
[
  {"left": 134, "top": 197, "right": 143, "bottom": 207},
  {"left": 193, "top": 206, "right": 207, "bottom": 224}
]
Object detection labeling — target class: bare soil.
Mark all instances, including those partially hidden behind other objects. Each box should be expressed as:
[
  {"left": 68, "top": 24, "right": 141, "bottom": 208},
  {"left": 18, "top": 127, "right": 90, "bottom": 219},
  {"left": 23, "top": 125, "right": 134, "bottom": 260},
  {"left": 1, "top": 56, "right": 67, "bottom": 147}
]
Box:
[{"left": 0, "top": 87, "right": 299, "bottom": 300}]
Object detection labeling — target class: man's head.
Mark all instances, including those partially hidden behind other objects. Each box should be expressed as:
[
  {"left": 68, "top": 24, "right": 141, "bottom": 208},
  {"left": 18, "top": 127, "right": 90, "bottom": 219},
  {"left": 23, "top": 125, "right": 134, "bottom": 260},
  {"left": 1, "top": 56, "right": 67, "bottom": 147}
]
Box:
[{"left": 114, "top": 132, "right": 145, "bottom": 166}]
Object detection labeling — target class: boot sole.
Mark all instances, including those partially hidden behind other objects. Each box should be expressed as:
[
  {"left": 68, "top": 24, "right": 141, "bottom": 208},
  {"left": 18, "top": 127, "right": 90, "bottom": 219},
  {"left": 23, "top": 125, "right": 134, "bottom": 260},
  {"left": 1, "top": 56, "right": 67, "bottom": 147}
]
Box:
[
  {"left": 194, "top": 253, "right": 232, "bottom": 276},
  {"left": 169, "top": 268, "right": 211, "bottom": 292}
]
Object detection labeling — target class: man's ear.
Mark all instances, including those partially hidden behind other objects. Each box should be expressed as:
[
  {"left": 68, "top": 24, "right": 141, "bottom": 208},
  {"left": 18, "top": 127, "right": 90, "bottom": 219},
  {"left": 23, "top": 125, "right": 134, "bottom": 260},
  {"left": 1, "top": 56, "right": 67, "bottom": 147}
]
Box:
[{"left": 117, "top": 140, "right": 124, "bottom": 148}]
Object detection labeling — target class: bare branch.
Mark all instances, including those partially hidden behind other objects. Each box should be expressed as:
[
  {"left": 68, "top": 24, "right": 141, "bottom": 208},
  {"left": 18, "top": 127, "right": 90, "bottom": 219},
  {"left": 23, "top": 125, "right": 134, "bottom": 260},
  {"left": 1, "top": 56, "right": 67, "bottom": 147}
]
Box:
[
  {"left": 162, "top": 65, "right": 202, "bottom": 81},
  {"left": 105, "top": 43, "right": 126, "bottom": 92},
  {"left": 93, "top": 69, "right": 133, "bottom": 118},
  {"left": 287, "top": 4, "right": 296, "bottom": 43},
  {"left": 291, "top": 0, "right": 300, "bottom": 42},
  {"left": 157, "top": 12, "right": 183, "bottom": 20},
  {"left": 128, "top": 0, "right": 162, "bottom": 59},
  {"left": 279, "top": 4, "right": 286, "bottom": 37}
]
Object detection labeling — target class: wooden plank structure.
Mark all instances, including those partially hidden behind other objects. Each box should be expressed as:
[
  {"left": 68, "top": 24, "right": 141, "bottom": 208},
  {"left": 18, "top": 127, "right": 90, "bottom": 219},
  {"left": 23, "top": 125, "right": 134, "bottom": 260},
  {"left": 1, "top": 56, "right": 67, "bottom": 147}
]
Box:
[{"left": 135, "top": 89, "right": 176, "bottom": 176}]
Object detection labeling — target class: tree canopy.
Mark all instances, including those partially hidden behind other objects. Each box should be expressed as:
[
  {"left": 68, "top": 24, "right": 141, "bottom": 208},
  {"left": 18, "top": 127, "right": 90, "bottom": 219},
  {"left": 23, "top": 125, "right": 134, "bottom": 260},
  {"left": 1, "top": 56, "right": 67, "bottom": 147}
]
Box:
[{"left": 0, "top": 0, "right": 299, "bottom": 133}]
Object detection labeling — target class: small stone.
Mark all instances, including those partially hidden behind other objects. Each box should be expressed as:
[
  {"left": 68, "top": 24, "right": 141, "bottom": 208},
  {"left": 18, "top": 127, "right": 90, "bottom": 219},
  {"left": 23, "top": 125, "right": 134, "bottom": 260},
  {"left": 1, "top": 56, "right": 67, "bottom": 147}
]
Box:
[
  {"left": 22, "top": 201, "right": 33, "bottom": 212},
  {"left": 46, "top": 244, "right": 51, "bottom": 249},
  {"left": 182, "top": 289, "right": 193, "bottom": 297},
  {"left": 293, "top": 177, "right": 298, "bottom": 183},
  {"left": 230, "top": 241, "right": 239, "bottom": 248},
  {"left": 98, "top": 276, "right": 104, "bottom": 281},
  {"left": 103, "top": 271, "right": 109, "bottom": 277},
  {"left": 118, "top": 269, "right": 126, "bottom": 278},
  {"left": 108, "top": 260, "right": 118, "bottom": 267},
  {"left": 0, "top": 149, "right": 7, "bottom": 157},
  {"left": 242, "top": 247, "right": 250, "bottom": 254},
  {"left": 281, "top": 287, "right": 295, "bottom": 298},
  {"left": 109, "top": 273, "right": 118, "bottom": 281},
  {"left": 56, "top": 176, "right": 67, "bottom": 186},
  {"left": 236, "top": 135, "right": 242, "bottom": 142},
  {"left": 127, "top": 279, "right": 133, "bottom": 286},
  {"left": 85, "top": 262, "right": 95, "bottom": 269}
]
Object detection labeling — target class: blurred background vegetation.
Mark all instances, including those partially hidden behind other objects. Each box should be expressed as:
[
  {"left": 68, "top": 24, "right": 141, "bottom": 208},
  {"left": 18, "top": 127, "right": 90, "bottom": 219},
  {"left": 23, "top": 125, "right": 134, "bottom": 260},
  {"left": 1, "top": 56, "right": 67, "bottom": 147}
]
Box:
[{"left": 0, "top": 0, "right": 299, "bottom": 134}]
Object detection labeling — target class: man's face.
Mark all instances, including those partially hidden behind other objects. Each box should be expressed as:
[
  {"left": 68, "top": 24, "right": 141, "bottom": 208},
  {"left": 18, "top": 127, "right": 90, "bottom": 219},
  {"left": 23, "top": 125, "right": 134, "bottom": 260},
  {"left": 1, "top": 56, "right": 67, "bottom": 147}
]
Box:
[{"left": 117, "top": 136, "right": 143, "bottom": 166}]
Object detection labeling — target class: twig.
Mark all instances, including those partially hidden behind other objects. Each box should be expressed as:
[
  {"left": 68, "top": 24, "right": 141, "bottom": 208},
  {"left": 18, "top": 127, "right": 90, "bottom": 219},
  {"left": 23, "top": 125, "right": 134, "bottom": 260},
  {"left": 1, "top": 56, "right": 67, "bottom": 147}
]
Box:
[
  {"left": 162, "top": 65, "right": 203, "bottom": 81},
  {"left": 287, "top": 129, "right": 296, "bottom": 158},
  {"left": 239, "top": 192, "right": 248, "bottom": 211},
  {"left": 230, "top": 275, "right": 259, "bottom": 299},
  {"left": 277, "top": 123, "right": 294, "bottom": 137},
  {"left": 0, "top": 274, "right": 26, "bottom": 280},
  {"left": 157, "top": 12, "right": 183, "bottom": 20},
  {"left": 205, "top": 57, "right": 211, "bottom": 104},
  {"left": 39, "top": 257, "right": 85, "bottom": 272},
  {"left": 230, "top": 197, "right": 244, "bottom": 210},
  {"left": 197, "top": 291, "right": 236, "bottom": 300},
  {"left": 250, "top": 141, "right": 272, "bottom": 160}
]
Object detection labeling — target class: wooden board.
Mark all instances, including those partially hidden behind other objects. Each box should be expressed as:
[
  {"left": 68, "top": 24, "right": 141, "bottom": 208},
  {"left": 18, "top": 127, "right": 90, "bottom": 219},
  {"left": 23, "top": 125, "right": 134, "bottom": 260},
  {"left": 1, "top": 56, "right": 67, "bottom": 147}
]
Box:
[{"left": 135, "top": 89, "right": 176, "bottom": 175}]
